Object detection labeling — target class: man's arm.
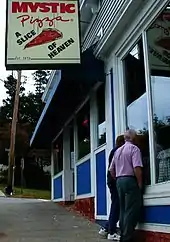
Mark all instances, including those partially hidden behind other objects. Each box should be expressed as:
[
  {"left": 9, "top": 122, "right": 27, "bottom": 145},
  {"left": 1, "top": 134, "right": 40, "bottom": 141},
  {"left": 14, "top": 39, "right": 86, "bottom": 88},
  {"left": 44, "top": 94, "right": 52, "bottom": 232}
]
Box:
[
  {"left": 134, "top": 167, "right": 143, "bottom": 189},
  {"left": 108, "top": 148, "right": 117, "bottom": 166},
  {"left": 132, "top": 146, "right": 143, "bottom": 189},
  {"left": 109, "top": 157, "right": 116, "bottom": 179}
]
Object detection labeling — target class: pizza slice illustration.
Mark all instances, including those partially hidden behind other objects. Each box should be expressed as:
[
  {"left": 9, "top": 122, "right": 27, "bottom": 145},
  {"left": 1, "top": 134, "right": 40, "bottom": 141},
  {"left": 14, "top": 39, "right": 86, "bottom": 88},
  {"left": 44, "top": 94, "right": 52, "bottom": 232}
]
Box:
[{"left": 24, "top": 28, "right": 63, "bottom": 49}]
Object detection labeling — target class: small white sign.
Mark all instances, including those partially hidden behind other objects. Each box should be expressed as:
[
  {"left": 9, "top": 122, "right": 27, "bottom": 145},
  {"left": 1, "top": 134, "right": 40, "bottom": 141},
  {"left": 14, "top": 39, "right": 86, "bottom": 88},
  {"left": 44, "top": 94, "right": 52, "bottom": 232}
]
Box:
[
  {"left": 147, "top": 10, "right": 170, "bottom": 71},
  {"left": 6, "top": 0, "right": 80, "bottom": 69}
]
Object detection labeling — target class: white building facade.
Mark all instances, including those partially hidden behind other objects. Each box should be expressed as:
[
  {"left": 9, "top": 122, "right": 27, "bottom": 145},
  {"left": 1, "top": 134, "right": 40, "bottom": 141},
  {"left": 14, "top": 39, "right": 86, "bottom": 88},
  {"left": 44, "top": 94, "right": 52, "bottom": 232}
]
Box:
[{"left": 31, "top": 0, "right": 170, "bottom": 241}]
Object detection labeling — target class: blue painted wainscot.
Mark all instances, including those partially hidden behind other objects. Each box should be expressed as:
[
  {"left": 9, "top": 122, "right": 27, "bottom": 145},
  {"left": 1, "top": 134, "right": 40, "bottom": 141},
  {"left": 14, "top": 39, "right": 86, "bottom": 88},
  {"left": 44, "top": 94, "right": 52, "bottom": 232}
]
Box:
[
  {"left": 143, "top": 205, "right": 170, "bottom": 224},
  {"left": 76, "top": 159, "right": 91, "bottom": 196},
  {"left": 53, "top": 174, "right": 63, "bottom": 199},
  {"left": 96, "top": 149, "right": 107, "bottom": 216},
  {"left": 96, "top": 205, "right": 170, "bottom": 226}
]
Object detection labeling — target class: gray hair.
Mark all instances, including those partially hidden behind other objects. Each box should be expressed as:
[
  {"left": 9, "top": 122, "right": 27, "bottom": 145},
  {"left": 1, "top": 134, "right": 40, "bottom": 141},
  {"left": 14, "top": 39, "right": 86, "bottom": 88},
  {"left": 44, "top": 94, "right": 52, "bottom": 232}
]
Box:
[{"left": 124, "top": 129, "right": 137, "bottom": 142}]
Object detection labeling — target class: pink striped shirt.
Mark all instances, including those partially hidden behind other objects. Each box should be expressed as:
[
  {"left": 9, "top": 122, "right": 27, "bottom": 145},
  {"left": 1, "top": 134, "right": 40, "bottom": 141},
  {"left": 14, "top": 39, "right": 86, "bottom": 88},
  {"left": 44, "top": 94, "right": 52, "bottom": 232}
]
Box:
[{"left": 109, "top": 141, "right": 143, "bottom": 177}]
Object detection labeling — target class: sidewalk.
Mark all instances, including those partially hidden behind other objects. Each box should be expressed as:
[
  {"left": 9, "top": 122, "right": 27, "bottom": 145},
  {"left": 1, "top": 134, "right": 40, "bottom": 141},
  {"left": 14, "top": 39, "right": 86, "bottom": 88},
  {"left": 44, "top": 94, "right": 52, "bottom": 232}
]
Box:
[{"left": 0, "top": 197, "right": 105, "bottom": 241}]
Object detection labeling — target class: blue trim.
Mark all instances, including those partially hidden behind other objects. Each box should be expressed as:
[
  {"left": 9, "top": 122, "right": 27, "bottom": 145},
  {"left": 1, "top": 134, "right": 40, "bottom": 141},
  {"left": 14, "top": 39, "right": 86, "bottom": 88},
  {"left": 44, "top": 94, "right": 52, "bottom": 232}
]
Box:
[
  {"left": 110, "top": 69, "right": 116, "bottom": 147},
  {"left": 53, "top": 175, "right": 63, "bottom": 199},
  {"left": 30, "top": 71, "right": 61, "bottom": 146},
  {"left": 144, "top": 206, "right": 170, "bottom": 224},
  {"left": 76, "top": 159, "right": 91, "bottom": 195},
  {"left": 97, "top": 205, "right": 170, "bottom": 225},
  {"left": 96, "top": 150, "right": 107, "bottom": 216}
]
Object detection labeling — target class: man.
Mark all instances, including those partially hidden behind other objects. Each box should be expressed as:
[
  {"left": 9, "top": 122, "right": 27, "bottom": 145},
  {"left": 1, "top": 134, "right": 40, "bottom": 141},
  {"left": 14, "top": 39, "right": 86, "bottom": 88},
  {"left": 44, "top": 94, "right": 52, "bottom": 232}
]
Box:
[
  {"left": 109, "top": 129, "right": 143, "bottom": 242},
  {"left": 99, "top": 135, "right": 124, "bottom": 241}
]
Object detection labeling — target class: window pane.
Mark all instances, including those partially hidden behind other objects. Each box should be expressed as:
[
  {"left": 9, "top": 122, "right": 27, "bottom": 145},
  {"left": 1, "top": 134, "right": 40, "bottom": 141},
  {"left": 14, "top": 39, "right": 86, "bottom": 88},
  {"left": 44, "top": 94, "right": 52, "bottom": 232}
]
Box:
[
  {"left": 96, "top": 83, "right": 106, "bottom": 146},
  {"left": 53, "top": 134, "right": 63, "bottom": 175},
  {"left": 123, "top": 38, "right": 151, "bottom": 185},
  {"left": 77, "top": 102, "right": 90, "bottom": 159},
  {"left": 147, "top": 3, "right": 170, "bottom": 183}
]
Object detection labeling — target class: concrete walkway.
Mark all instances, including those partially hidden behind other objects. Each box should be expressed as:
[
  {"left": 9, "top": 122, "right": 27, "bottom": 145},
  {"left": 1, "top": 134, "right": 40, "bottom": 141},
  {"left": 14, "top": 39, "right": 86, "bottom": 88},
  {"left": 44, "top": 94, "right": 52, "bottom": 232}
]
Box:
[{"left": 0, "top": 197, "right": 105, "bottom": 242}]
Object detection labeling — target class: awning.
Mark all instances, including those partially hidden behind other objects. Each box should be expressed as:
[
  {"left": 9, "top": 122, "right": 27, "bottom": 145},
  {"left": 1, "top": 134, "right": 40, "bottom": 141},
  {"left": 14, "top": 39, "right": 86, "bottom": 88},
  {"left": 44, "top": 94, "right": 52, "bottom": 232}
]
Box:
[{"left": 30, "top": 47, "right": 104, "bottom": 148}]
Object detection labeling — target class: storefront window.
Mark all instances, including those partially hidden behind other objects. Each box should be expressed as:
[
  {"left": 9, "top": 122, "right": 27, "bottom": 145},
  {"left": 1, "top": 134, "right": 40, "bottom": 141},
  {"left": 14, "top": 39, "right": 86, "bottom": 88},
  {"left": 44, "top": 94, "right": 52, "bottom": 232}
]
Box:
[
  {"left": 96, "top": 83, "right": 106, "bottom": 146},
  {"left": 123, "top": 38, "right": 151, "bottom": 185},
  {"left": 53, "top": 134, "right": 63, "bottom": 175},
  {"left": 77, "top": 102, "right": 90, "bottom": 159},
  {"left": 146, "top": 3, "right": 170, "bottom": 183}
]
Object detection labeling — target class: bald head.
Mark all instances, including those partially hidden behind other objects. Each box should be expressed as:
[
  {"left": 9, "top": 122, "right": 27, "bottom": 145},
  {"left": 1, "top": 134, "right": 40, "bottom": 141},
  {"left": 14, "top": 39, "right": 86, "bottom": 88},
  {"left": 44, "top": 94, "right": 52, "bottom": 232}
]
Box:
[{"left": 124, "top": 129, "right": 137, "bottom": 143}]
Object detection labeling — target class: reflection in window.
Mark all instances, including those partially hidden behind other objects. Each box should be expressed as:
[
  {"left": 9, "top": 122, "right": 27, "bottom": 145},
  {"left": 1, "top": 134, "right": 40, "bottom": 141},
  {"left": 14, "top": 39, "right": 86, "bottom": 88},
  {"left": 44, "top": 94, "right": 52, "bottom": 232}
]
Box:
[
  {"left": 53, "top": 134, "right": 63, "bottom": 175},
  {"left": 147, "top": 3, "right": 170, "bottom": 183},
  {"left": 124, "top": 38, "right": 151, "bottom": 185},
  {"left": 77, "top": 102, "right": 90, "bottom": 159},
  {"left": 96, "top": 83, "right": 106, "bottom": 146}
]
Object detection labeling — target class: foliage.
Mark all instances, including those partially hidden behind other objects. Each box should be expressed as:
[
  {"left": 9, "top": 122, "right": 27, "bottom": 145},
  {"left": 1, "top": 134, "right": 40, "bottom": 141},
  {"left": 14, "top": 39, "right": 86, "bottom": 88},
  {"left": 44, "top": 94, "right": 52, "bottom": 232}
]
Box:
[
  {"left": 153, "top": 114, "right": 167, "bottom": 131},
  {"left": 0, "top": 70, "right": 50, "bottom": 126},
  {"left": 0, "top": 183, "right": 51, "bottom": 199},
  {"left": 11, "top": 187, "right": 51, "bottom": 199},
  {"left": 0, "top": 75, "right": 25, "bottom": 121},
  {"left": 0, "top": 165, "right": 8, "bottom": 184},
  {"left": 18, "top": 92, "right": 44, "bottom": 125},
  {"left": 32, "top": 70, "right": 50, "bottom": 96},
  {"left": 0, "top": 70, "right": 51, "bottom": 191},
  {"left": 139, "top": 114, "right": 168, "bottom": 135}
]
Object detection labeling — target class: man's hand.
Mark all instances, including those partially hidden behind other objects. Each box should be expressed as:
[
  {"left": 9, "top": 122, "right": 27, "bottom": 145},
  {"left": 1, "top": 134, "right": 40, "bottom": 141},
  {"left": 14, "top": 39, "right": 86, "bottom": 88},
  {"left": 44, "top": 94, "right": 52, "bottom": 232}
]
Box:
[
  {"left": 109, "top": 169, "right": 116, "bottom": 179},
  {"left": 134, "top": 166, "right": 143, "bottom": 190}
]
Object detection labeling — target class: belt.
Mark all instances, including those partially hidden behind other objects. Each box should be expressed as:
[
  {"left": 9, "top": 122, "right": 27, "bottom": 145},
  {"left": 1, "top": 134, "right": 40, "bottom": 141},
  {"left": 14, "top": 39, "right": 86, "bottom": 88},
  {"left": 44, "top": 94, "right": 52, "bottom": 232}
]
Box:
[{"left": 117, "top": 175, "right": 135, "bottom": 179}]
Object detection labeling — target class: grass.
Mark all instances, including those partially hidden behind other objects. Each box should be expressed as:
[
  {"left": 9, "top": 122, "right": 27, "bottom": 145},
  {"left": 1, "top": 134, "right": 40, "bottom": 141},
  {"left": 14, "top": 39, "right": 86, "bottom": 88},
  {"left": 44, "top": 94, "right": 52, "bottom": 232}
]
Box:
[
  {"left": 13, "top": 187, "right": 51, "bottom": 200},
  {"left": 0, "top": 184, "right": 51, "bottom": 200}
]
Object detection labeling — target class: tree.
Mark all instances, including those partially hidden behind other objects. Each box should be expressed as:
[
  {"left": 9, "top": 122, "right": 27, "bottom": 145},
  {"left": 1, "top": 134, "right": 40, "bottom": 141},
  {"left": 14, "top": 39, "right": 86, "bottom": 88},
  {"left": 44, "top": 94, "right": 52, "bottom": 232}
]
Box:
[
  {"left": 32, "top": 70, "right": 50, "bottom": 96},
  {"left": 0, "top": 75, "right": 25, "bottom": 121},
  {"left": 153, "top": 114, "right": 166, "bottom": 132},
  {"left": 0, "top": 71, "right": 51, "bottom": 190},
  {"left": 18, "top": 92, "right": 44, "bottom": 126},
  {"left": 0, "top": 70, "right": 50, "bottom": 126}
]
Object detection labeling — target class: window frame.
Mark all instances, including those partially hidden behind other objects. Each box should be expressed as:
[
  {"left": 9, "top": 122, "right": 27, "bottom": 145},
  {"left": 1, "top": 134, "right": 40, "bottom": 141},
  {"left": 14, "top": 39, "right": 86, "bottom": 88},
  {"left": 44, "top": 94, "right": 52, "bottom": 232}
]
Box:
[
  {"left": 117, "top": 38, "right": 160, "bottom": 186},
  {"left": 113, "top": 0, "right": 170, "bottom": 205},
  {"left": 142, "top": 31, "right": 156, "bottom": 186},
  {"left": 121, "top": 36, "right": 155, "bottom": 186},
  {"left": 76, "top": 100, "right": 91, "bottom": 160},
  {"left": 96, "top": 82, "right": 106, "bottom": 147},
  {"left": 52, "top": 133, "right": 64, "bottom": 176}
]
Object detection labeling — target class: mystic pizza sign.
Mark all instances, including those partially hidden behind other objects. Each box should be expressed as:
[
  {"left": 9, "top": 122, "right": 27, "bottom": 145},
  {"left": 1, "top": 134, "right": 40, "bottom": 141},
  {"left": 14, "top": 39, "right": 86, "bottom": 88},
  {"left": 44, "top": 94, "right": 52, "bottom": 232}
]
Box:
[{"left": 5, "top": 0, "right": 80, "bottom": 70}]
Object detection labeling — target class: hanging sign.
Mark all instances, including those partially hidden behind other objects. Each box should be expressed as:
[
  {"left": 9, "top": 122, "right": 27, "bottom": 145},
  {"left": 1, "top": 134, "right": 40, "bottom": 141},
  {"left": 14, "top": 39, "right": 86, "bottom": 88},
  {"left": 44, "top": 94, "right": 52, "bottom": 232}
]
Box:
[
  {"left": 5, "top": 0, "right": 80, "bottom": 70},
  {"left": 147, "top": 10, "right": 170, "bottom": 72}
]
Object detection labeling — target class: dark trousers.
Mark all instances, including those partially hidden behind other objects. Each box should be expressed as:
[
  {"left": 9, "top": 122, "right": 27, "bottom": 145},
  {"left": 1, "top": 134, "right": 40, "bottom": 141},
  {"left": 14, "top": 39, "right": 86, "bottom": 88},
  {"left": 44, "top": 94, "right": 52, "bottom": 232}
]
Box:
[
  {"left": 104, "top": 186, "right": 119, "bottom": 234},
  {"left": 116, "top": 177, "right": 141, "bottom": 241}
]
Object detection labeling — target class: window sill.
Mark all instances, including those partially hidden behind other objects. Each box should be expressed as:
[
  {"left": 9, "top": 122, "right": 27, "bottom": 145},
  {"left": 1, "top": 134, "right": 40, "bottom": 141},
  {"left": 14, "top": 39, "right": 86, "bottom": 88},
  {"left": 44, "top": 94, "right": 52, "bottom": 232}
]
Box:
[
  {"left": 144, "top": 182, "right": 170, "bottom": 206},
  {"left": 94, "top": 143, "right": 106, "bottom": 154},
  {"left": 53, "top": 171, "right": 63, "bottom": 179},
  {"left": 76, "top": 153, "right": 91, "bottom": 166}
]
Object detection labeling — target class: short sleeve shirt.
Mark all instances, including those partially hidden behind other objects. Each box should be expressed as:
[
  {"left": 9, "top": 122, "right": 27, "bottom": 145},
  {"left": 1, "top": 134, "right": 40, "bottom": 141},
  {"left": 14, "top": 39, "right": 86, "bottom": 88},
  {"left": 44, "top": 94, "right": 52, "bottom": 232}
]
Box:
[{"left": 109, "top": 141, "right": 143, "bottom": 177}]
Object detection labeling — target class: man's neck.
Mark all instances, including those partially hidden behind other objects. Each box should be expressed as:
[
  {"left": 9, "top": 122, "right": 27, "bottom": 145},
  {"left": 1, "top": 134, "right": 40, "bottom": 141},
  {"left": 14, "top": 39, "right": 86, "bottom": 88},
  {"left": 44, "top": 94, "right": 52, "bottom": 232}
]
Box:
[{"left": 125, "top": 140, "right": 133, "bottom": 144}]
